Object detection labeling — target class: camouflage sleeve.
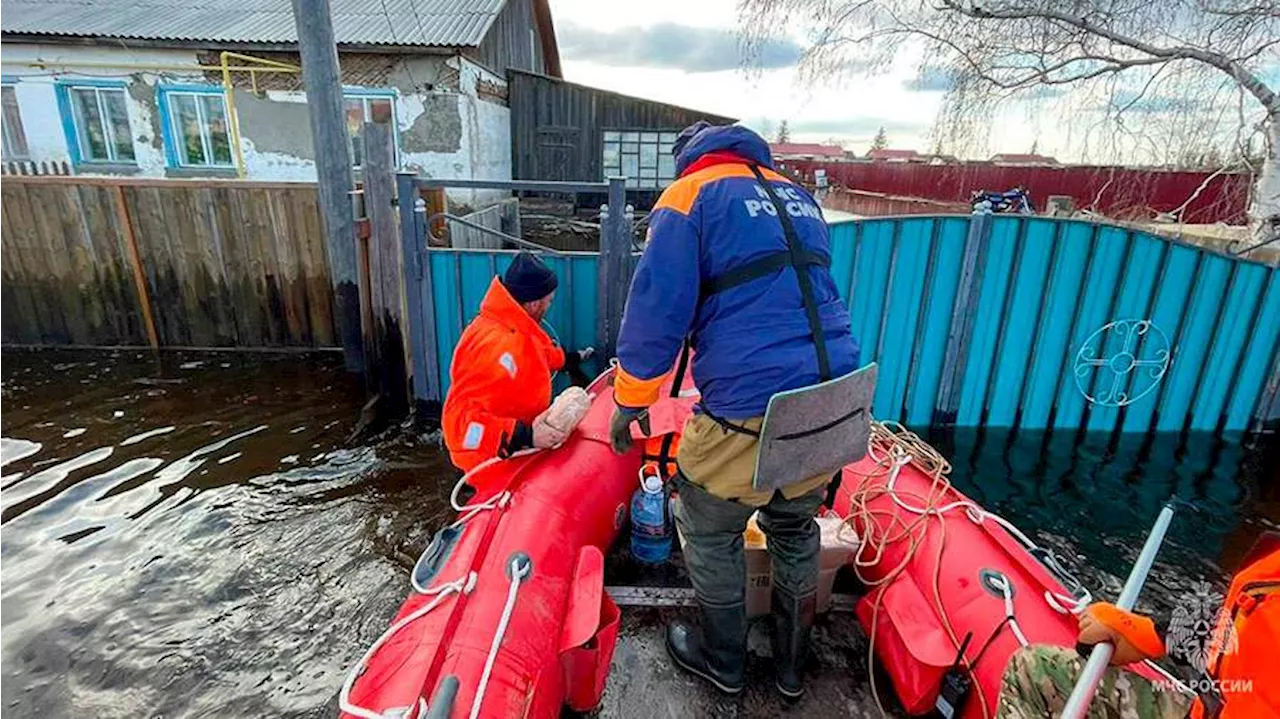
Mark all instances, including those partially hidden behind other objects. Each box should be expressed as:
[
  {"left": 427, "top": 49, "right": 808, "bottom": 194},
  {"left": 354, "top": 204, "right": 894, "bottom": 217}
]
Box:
[{"left": 996, "top": 644, "right": 1193, "bottom": 719}]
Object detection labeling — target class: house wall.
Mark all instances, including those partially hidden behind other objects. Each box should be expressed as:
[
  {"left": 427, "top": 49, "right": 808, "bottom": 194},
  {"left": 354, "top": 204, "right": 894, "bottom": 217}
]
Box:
[{"left": 1, "top": 44, "right": 511, "bottom": 202}]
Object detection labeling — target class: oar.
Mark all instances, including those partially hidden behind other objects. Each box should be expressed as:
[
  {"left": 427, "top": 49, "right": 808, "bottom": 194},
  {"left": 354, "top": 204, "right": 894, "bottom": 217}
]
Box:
[{"left": 1060, "top": 502, "right": 1177, "bottom": 719}]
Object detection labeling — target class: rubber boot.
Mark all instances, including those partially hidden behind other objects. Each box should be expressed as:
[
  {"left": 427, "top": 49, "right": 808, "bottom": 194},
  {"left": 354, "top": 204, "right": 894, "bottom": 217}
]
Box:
[
  {"left": 665, "top": 603, "right": 747, "bottom": 695},
  {"left": 772, "top": 589, "right": 816, "bottom": 700}
]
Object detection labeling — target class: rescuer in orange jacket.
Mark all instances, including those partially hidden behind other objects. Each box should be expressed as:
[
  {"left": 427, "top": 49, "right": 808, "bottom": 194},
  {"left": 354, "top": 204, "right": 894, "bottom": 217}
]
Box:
[
  {"left": 997, "top": 535, "right": 1279, "bottom": 718},
  {"left": 442, "top": 252, "right": 590, "bottom": 472}
]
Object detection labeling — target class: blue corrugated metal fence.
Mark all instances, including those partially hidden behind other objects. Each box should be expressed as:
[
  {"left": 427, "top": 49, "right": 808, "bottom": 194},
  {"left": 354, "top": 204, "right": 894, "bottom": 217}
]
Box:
[
  {"left": 828, "top": 215, "right": 1279, "bottom": 434},
  {"left": 411, "top": 215, "right": 1279, "bottom": 435}
]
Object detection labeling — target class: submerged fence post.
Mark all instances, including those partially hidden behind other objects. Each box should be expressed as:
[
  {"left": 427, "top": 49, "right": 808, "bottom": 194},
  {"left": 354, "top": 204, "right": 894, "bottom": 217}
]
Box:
[
  {"left": 597, "top": 176, "right": 630, "bottom": 358},
  {"left": 361, "top": 122, "right": 408, "bottom": 417},
  {"left": 398, "top": 171, "right": 442, "bottom": 410},
  {"left": 933, "top": 209, "right": 993, "bottom": 426}
]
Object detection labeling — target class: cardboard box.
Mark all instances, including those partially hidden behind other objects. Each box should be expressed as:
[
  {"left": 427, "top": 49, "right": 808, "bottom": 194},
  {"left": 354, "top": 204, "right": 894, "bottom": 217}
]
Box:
[{"left": 677, "top": 504, "right": 860, "bottom": 617}]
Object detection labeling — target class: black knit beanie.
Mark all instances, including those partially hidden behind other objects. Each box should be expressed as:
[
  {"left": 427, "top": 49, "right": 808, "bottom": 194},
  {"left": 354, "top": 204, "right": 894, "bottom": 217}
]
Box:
[{"left": 502, "top": 251, "right": 558, "bottom": 303}]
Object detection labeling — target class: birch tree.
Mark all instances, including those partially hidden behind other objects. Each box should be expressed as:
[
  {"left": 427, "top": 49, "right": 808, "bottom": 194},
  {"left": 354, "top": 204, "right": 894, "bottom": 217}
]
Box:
[{"left": 741, "top": 0, "right": 1280, "bottom": 240}]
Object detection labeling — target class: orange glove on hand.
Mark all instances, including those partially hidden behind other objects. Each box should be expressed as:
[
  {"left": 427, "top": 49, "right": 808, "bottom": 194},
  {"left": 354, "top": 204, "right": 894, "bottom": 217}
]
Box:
[{"left": 1078, "top": 602, "right": 1166, "bottom": 666}]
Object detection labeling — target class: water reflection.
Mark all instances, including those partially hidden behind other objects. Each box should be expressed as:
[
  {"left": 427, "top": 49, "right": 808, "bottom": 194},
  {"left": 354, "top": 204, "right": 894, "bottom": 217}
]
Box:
[{"left": 0, "top": 349, "right": 453, "bottom": 717}]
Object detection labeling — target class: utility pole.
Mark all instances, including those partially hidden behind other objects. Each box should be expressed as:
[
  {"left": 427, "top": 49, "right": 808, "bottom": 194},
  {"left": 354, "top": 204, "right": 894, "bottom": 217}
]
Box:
[{"left": 291, "top": 0, "right": 362, "bottom": 372}]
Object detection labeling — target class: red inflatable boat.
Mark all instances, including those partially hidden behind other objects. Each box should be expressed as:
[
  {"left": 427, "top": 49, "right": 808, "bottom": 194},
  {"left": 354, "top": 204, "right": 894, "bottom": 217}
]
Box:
[
  {"left": 340, "top": 369, "right": 694, "bottom": 719},
  {"left": 344, "top": 368, "right": 1155, "bottom": 719},
  {"left": 830, "top": 422, "right": 1164, "bottom": 719}
]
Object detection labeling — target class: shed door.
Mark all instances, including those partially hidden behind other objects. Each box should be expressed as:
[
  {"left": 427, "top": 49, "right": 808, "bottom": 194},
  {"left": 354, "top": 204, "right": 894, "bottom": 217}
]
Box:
[{"left": 537, "top": 127, "right": 580, "bottom": 181}]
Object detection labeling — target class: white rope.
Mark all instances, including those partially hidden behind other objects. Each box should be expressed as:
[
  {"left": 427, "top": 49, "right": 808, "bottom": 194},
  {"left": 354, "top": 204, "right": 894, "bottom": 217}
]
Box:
[
  {"left": 339, "top": 572, "right": 478, "bottom": 719},
  {"left": 448, "top": 483, "right": 513, "bottom": 531},
  {"left": 993, "top": 574, "right": 1031, "bottom": 648},
  {"left": 879, "top": 448, "right": 1097, "bottom": 617},
  {"left": 469, "top": 556, "right": 532, "bottom": 719}
]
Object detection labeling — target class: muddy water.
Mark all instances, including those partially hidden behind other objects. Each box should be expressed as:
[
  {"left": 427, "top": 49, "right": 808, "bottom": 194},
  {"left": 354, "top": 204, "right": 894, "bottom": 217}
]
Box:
[
  {"left": 1, "top": 348, "right": 1276, "bottom": 718},
  {"left": 1, "top": 349, "right": 455, "bottom": 718}
]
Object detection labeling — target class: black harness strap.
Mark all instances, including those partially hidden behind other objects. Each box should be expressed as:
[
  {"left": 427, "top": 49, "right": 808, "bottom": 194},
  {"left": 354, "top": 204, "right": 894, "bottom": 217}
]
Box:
[
  {"left": 749, "top": 167, "right": 846, "bottom": 509},
  {"left": 700, "top": 250, "right": 830, "bottom": 300},
  {"left": 702, "top": 406, "right": 762, "bottom": 438},
  {"left": 649, "top": 340, "right": 693, "bottom": 477},
  {"left": 747, "top": 165, "right": 832, "bottom": 382}
]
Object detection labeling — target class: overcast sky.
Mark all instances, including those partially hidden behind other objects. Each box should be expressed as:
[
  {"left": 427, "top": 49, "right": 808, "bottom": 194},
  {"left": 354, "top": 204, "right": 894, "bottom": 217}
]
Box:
[{"left": 547, "top": 0, "right": 1048, "bottom": 157}]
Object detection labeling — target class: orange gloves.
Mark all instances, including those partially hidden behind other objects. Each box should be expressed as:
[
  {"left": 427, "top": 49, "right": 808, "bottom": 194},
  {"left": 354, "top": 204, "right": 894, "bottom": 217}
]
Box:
[{"left": 1078, "top": 603, "right": 1166, "bottom": 666}]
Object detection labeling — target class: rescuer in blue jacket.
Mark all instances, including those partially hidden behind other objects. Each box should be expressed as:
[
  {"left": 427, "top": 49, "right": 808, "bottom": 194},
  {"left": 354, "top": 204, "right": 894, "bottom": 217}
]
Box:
[{"left": 608, "top": 122, "right": 860, "bottom": 700}]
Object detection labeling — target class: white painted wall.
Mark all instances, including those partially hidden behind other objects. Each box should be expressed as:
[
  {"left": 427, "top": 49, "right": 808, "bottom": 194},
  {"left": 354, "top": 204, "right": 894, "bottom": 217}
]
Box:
[
  {"left": 1, "top": 44, "right": 202, "bottom": 175},
  {"left": 397, "top": 56, "right": 511, "bottom": 207},
  {"left": 1, "top": 44, "right": 513, "bottom": 201}
]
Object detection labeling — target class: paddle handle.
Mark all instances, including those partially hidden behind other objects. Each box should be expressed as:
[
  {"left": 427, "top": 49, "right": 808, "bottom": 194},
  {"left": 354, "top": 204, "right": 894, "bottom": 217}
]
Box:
[{"left": 1060, "top": 503, "right": 1176, "bottom": 719}]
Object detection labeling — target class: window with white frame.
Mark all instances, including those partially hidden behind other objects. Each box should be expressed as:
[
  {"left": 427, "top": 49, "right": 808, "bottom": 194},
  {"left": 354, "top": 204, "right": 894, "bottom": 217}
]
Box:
[
  {"left": 162, "top": 88, "right": 233, "bottom": 168},
  {"left": 602, "top": 130, "right": 679, "bottom": 189},
  {"left": 343, "top": 93, "right": 395, "bottom": 167},
  {"left": 62, "top": 84, "right": 135, "bottom": 164},
  {"left": 2, "top": 85, "right": 29, "bottom": 161}
]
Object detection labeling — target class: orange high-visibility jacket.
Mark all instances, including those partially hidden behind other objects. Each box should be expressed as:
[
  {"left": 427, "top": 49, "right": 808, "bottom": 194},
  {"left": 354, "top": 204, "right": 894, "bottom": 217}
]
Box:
[
  {"left": 442, "top": 278, "right": 564, "bottom": 472},
  {"left": 1191, "top": 545, "right": 1279, "bottom": 719}
]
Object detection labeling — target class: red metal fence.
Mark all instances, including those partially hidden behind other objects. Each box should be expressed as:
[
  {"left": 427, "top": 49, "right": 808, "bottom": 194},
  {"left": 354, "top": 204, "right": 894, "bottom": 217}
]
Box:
[{"left": 783, "top": 160, "right": 1252, "bottom": 224}]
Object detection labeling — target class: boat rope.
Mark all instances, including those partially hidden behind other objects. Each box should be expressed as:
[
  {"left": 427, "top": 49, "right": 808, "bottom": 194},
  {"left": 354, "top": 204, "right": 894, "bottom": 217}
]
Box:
[
  {"left": 875, "top": 442, "right": 1092, "bottom": 616},
  {"left": 448, "top": 479, "right": 514, "bottom": 531},
  {"left": 845, "top": 421, "right": 1072, "bottom": 719},
  {"left": 469, "top": 555, "right": 533, "bottom": 719},
  {"left": 339, "top": 571, "right": 479, "bottom": 719}
]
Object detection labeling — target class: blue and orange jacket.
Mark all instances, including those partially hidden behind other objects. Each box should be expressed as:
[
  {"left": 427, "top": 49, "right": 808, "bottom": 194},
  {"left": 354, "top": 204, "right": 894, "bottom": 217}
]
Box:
[{"left": 614, "top": 125, "right": 860, "bottom": 418}]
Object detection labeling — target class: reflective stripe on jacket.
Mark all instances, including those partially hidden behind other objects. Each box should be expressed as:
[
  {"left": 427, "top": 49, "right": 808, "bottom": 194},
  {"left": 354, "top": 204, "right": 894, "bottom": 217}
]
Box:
[{"left": 442, "top": 277, "right": 564, "bottom": 471}]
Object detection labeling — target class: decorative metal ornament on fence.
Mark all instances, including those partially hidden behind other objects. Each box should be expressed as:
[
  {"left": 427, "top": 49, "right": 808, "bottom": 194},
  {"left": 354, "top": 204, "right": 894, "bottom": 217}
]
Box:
[{"left": 1073, "top": 319, "right": 1171, "bottom": 407}]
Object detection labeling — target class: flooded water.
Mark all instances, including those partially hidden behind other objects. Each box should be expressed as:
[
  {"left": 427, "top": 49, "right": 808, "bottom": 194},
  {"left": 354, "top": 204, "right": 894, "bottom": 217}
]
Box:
[
  {"left": 0, "top": 349, "right": 456, "bottom": 717},
  {"left": 1, "top": 348, "right": 1275, "bottom": 718}
]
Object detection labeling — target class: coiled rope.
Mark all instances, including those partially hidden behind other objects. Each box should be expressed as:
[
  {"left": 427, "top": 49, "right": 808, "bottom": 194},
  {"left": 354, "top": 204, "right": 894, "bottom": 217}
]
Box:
[{"left": 843, "top": 421, "right": 1013, "bottom": 719}]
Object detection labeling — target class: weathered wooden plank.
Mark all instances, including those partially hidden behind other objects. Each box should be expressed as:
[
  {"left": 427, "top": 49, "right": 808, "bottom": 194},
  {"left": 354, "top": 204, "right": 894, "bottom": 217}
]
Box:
[
  {"left": 186, "top": 186, "right": 234, "bottom": 346},
  {"left": 113, "top": 184, "right": 161, "bottom": 347},
  {"left": 221, "top": 187, "right": 268, "bottom": 346},
  {"left": 206, "top": 187, "right": 243, "bottom": 346},
  {"left": 53, "top": 182, "right": 104, "bottom": 342},
  {"left": 294, "top": 187, "right": 336, "bottom": 346},
  {"left": 30, "top": 182, "right": 91, "bottom": 342},
  {"left": 174, "top": 187, "right": 219, "bottom": 346},
  {"left": 0, "top": 189, "right": 42, "bottom": 344},
  {"left": 2, "top": 175, "right": 319, "bottom": 190},
  {"left": 362, "top": 122, "right": 408, "bottom": 414},
  {"left": 72, "top": 182, "right": 113, "bottom": 342},
  {"left": 266, "top": 188, "right": 307, "bottom": 344},
  {"left": 249, "top": 187, "right": 288, "bottom": 345},
  {"left": 2, "top": 184, "right": 66, "bottom": 340},
  {"left": 282, "top": 188, "right": 316, "bottom": 344},
  {"left": 132, "top": 185, "right": 185, "bottom": 346},
  {"left": 91, "top": 182, "right": 146, "bottom": 342}
]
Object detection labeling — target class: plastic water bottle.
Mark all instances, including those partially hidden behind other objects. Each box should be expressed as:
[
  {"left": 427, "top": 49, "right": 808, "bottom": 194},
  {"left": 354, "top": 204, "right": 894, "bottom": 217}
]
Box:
[{"left": 630, "top": 469, "right": 672, "bottom": 564}]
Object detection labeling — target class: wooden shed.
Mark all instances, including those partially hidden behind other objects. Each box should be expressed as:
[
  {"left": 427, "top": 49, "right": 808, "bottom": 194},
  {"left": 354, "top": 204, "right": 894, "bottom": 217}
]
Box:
[{"left": 507, "top": 69, "right": 734, "bottom": 205}]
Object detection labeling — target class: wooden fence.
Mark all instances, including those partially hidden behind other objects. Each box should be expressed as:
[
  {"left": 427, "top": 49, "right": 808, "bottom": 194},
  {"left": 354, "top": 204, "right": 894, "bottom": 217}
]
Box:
[{"left": 1, "top": 176, "right": 336, "bottom": 348}]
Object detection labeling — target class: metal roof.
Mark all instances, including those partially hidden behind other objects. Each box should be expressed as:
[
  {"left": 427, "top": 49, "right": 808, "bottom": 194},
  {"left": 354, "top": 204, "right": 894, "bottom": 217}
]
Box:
[{"left": 0, "top": 0, "right": 507, "bottom": 47}]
